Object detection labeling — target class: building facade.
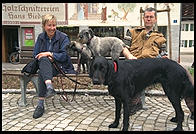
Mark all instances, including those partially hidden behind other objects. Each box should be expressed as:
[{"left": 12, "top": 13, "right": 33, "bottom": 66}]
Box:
[
  {"left": 2, "top": 3, "right": 181, "bottom": 63},
  {"left": 180, "top": 3, "right": 194, "bottom": 54}
]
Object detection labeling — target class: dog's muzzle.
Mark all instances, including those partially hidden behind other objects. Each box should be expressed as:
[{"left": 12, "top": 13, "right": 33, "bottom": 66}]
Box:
[{"left": 92, "top": 78, "right": 101, "bottom": 85}]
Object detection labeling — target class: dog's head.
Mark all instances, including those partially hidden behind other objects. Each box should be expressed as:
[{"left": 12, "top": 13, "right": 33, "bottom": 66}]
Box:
[
  {"left": 78, "top": 28, "right": 94, "bottom": 44},
  {"left": 89, "top": 56, "right": 110, "bottom": 85},
  {"left": 68, "top": 41, "right": 83, "bottom": 53}
]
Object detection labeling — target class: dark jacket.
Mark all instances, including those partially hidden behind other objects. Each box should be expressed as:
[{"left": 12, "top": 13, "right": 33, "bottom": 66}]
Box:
[{"left": 33, "top": 30, "right": 75, "bottom": 74}]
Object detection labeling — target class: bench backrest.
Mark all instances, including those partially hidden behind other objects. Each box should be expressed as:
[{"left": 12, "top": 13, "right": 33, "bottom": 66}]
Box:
[
  {"left": 20, "top": 46, "right": 34, "bottom": 64},
  {"left": 19, "top": 46, "right": 125, "bottom": 64}
]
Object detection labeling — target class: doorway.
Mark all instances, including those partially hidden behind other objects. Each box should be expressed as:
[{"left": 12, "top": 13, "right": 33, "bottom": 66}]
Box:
[{"left": 2, "top": 26, "right": 19, "bottom": 62}]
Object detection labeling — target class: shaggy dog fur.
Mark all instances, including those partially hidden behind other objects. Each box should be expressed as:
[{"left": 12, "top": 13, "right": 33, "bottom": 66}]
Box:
[
  {"left": 89, "top": 56, "right": 194, "bottom": 131},
  {"left": 78, "top": 28, "right": 125, "bottom": 61}
]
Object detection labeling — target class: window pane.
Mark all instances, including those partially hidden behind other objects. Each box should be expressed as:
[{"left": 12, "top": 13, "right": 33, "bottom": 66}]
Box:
[
  {"left": 185, "top": 24, "right": 189, "bottom": 31},
  {"left": 181, "top": 24, "right": 185, "bottom": 31},
  {"left": 181, "top": 40, "right": 185, "bottom": 47},
  {"left": 190, "top": 24, "right": 194, "bottom": 31},
  {"left": 189, "top": 40, "right": 192, "bottom": 47},
  {"left": 184, "top": 40, "right": 187, "bottom": 47}
]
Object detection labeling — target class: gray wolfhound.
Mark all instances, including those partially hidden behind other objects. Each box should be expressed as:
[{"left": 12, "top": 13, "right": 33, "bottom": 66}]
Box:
[{"left": 77, "top": 28, "right": 125, "bottom": 61}]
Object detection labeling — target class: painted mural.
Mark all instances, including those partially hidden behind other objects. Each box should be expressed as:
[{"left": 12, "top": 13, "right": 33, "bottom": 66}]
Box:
[{"left": 68, "top": 3, "right": 180, "bottom": 26}]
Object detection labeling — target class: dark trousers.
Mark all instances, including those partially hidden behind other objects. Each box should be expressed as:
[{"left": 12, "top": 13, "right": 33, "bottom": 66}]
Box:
[{"left": 37, "top": 57, "right": 59, "bottom": 97}]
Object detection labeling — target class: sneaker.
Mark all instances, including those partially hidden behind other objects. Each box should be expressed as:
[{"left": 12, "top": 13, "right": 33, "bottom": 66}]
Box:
[
  {"left": 45, "top": 87, "right": 56, "bottom": 98},
  {"left": 33, "top": 105, "right": 44, "bottom": 119}
]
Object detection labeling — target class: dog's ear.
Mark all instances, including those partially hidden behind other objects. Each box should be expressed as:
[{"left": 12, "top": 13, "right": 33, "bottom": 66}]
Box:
[
  {"left": 89, "top": 57, "right": 95, "bottom": 78},
  {"left": 104, "top": 58, "right": 112, "bottom": 85},
  {"left": 88, "top": 28, "right": 94, "bottom": 37}
]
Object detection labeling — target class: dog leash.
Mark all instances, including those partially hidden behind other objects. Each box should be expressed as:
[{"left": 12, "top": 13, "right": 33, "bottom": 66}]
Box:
[{"left": 48, "top": 56, "right": 88, "bottom": 102}]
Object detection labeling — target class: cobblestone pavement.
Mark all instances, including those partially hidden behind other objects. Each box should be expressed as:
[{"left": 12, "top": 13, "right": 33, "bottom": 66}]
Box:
[{"left": 2, "top": 93, "right": 194, "bottom": 131}]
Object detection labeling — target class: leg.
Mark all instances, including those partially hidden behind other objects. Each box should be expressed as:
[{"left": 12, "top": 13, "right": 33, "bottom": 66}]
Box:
[
  {"left": 122, "top": 99, "right": 130, "bottom": 131},
  {"left": 129, "top": 93, "right": 142, "bottom": 115},
  {"left": 109, "top": 97, "right": 121, "bottom": 128},
  {"left": 38, "top": 57, "right": 58, "bottom": 98},
  {"left": 33, "top": 57, "right": 58, "bottom": 119},
  {"left": 164, "top": 91, "right": 184, "bottom": 131},
  {"left": 184, "top": 97, "right": 194, "bottom": 120},
  {"left": 82, "top": 63, "right": 86, "bottom": 73}
]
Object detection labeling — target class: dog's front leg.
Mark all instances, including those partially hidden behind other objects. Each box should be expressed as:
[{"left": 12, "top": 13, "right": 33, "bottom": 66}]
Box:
[
  {"left": 109, "top": 97, "right": 121, "bottom": 128},
  {"left": 122, "top": 99, "right": 129, "bottom": 131}
]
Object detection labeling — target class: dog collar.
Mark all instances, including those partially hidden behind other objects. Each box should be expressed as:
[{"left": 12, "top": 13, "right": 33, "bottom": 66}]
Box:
[{"left": 113, "top": 62, "right": 117, "bottom": 72}]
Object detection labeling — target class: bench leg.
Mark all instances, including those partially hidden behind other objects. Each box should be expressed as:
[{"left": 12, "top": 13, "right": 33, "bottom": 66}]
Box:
[
  {"left": 19, "top": 76, "right": 28, "bottom": 106},
  {"left": 31, "top": 76, "right": 39, "bottom": 96},
  {"left": 141, "top": 90, "right": 148, "bottom": 110},
  {"left": 18, "top": 75, "right": 39, "bottom": 107}
]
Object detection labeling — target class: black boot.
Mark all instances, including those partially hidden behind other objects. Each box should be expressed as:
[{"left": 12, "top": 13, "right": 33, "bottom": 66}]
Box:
[{"left": 33, "top": 105, "right": 44, "bottom": 119}]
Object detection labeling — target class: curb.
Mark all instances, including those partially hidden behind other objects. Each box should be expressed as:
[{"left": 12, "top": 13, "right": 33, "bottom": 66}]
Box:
[{"left": 2, "top": 89, "right": 165, "bottom": 96}]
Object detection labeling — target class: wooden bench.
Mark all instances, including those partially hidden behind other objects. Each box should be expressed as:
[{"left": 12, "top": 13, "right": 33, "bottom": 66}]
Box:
[
  {"left": 2, "top": 72, "right": 89, "bottom": 106},
  {"left": 3, "top": 56, "right": 126, "bottom": 107}
]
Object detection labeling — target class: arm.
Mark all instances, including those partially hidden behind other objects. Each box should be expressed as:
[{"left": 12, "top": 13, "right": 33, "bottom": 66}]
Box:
[
  {"left": 122, "top": 29, "right": 137, "bottom": 59},
  {"left": 122, "top": 47, "right": 137, "bottom": 59},
  {"left": 33, "top": 37, "right": 41, "bottom": 58}
]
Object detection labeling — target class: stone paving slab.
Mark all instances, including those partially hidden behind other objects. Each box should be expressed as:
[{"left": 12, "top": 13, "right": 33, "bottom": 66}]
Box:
[{"left": 2, "top": 93, "right": 194, "bottom": 131}]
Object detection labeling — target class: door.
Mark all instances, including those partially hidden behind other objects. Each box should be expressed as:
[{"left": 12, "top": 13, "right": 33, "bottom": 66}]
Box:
[{"left": 2, "top": 26, "right": 19, "bottom": 62}]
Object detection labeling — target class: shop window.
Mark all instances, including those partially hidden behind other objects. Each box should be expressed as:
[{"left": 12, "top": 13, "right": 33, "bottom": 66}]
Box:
[{"left": 21, "top": 27, "right": 35, "bottom": 46}]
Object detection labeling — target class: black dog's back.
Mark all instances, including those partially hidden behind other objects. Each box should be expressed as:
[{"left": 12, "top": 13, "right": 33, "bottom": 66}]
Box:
[{"left": 119, "top": 58, "right": 194, "bottom": 99}]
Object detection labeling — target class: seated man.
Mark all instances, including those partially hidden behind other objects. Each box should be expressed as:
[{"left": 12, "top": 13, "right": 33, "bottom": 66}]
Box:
[{"left": 122, "top": 7, "right": 167, "bottom": 115}]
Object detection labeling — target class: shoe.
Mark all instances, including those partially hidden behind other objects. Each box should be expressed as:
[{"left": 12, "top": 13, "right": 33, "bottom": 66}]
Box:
[
  {"left": 33, "top": 105, "right": 44, "bottom": 119},
  {"left": 45, "top": 87, "right": 56, "bottom": 98}
]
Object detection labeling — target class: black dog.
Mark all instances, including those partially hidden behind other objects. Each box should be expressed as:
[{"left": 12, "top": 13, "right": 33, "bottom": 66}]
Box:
[
  {"left": 89, "top": 56, "right": 194, "bottom": 131},
  {"left": 67, "top": 41, "right": 90, "bottom": 73}
]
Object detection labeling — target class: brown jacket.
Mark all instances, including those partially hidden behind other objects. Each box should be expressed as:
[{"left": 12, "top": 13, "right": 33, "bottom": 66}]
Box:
[{"left": 128, "top": 27, "right": 166, "bottom": 59}]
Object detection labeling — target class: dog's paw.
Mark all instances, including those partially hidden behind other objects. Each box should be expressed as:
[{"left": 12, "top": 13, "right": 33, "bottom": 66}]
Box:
[
  {"left": 173, "top": 127, "right": 183, "bottom": 131},
  {"left": 108, "top": 122, "right": 119, "bottom": 128},
  {"left": 122, "top": 127, "right": 128, "bottom": 131}
]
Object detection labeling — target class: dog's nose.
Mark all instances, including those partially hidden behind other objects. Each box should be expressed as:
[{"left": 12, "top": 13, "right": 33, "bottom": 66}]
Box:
[
  {"left": 93, "top": 78, "right": 100, "bottom": 85},
  {"left": 79, "top": 34, "right": 83, "bottom": 39}
]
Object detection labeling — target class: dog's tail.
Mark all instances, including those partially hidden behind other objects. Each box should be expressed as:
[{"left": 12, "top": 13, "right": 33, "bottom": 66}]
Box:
[
  {"left": 182, "top": 69, "right": 194, "bottom": 98},
  {"left": 182, "top": 69, "right": 194, "bottom": 119}
]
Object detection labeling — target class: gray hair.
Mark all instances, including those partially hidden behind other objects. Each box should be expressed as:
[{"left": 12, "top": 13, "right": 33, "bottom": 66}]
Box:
[{"left": 144, "top": 7, "right": 157, "bottom": 18}]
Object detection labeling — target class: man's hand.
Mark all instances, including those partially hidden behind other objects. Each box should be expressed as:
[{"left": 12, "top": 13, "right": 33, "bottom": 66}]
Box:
[{"left": 35, "top": 52, "right": 53, "bottom": 60}]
